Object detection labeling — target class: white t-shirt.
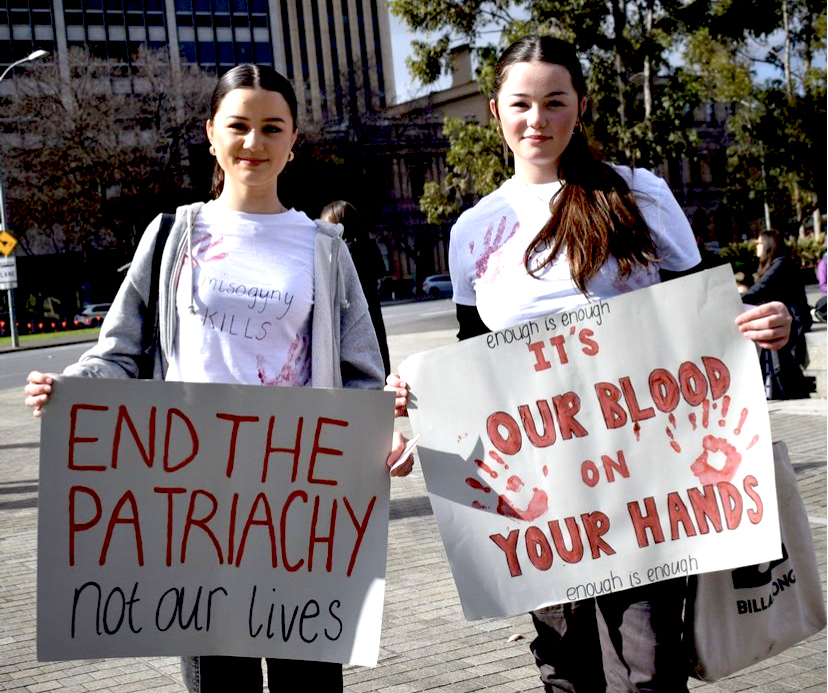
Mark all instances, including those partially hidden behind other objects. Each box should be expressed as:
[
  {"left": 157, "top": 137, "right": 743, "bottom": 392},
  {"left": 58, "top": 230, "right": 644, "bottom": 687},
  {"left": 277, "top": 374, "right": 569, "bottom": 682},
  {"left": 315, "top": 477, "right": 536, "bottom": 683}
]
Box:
[
  {"left": 449, "top": 166, "right": 701, "bottom": 330},
  {"left": 165, "top": 202, "right": 316, "bottom": 386}
]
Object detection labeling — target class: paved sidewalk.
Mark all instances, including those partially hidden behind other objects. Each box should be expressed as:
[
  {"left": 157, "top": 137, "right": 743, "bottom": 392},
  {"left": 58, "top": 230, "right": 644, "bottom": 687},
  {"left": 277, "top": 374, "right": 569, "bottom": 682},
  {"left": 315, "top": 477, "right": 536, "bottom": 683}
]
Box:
[{"left": 0, "top": 327, "right": 825, "bottom": 692}]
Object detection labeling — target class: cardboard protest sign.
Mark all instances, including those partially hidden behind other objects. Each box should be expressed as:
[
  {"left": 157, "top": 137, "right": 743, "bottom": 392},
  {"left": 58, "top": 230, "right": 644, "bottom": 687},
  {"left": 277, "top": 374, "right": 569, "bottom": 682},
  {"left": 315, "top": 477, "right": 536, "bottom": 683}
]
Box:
[
  {"left": 37, "top": 378, "right": 394, "bottom": 665},
  {"left": 400, "top": 266, "right": 779, "bottom": 620}
]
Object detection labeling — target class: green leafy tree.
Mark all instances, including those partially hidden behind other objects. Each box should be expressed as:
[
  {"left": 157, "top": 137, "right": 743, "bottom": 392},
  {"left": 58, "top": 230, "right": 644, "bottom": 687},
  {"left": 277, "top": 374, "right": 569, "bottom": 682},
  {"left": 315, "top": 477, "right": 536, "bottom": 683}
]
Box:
[
  {"left": 390, "top": 0, "right": 704, "bottom": 220},
  {"left": 420, "top": 117, "right": 510, "bottom": 223},
  {"left": 683, "top": 0, "right": 826, "bottom": 231}
]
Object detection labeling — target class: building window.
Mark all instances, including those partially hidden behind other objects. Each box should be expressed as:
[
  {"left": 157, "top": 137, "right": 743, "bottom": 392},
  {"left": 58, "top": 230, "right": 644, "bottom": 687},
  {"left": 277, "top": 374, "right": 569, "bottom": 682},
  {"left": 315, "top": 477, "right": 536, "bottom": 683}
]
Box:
[{"left": 254, "top": 41, "right": 271, "bottom": 63}]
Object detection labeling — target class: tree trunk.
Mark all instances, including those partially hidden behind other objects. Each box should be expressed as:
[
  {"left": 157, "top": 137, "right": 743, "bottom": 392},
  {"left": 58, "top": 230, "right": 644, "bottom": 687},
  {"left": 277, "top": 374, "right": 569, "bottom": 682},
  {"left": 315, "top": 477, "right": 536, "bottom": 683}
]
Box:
[
  {"left": 612, "top": 0, "right": 628, "bottom": 131},
  {"left": 782, "top": 0, "right": 794, "bottom": 104},
  {"left": 642, "top": 0, "right": 654, "bottom": 162}
]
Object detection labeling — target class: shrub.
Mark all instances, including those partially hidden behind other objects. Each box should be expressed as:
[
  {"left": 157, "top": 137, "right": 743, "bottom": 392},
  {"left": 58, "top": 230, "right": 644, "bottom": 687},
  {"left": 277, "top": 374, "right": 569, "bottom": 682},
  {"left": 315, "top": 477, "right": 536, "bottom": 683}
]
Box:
[
  {"left": 785, "top": 231, "right": 827, "bottom": 268},
  {"left": 718, "top": 239, "right": 758, "bottom": 279}
]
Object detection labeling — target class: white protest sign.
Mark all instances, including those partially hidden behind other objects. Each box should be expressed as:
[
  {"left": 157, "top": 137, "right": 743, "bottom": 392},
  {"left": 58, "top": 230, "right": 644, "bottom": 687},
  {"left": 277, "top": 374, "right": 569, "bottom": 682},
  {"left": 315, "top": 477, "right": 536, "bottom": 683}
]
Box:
[
  {"left": 37, "top": 377, "right": 394, "bottom": 665},
  {"left": 400, "top": 266, "right": 779, "bottom": 620}
]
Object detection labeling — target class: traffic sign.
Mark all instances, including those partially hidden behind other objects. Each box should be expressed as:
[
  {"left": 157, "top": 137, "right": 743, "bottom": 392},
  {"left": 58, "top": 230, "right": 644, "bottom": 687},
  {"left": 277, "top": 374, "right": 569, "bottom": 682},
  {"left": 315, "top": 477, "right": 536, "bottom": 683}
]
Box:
[
  {"left": 0, "top": 256, "right": 17, "bottom": 289},
  {"left": 0, "top": 230, "right": 17, "bottom": 257}
]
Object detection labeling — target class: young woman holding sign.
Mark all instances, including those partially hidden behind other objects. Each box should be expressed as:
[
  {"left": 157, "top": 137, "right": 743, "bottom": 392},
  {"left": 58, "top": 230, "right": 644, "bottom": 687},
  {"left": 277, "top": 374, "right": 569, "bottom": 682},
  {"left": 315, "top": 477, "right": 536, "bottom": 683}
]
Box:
[
  {"left": 25, "top": 64, "right": 413, "bottom": 692},
  {"left": 386, "top": 36, "right": 792, "bottom": 692}
]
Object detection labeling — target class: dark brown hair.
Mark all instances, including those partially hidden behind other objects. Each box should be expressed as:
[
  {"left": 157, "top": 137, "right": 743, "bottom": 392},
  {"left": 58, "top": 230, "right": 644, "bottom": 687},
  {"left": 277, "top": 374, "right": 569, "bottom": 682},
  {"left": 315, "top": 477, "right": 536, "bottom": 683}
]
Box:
[
  {"left": 493, "top": 36, "right": 657, "bottom": 292},
  {"left": 209, "top": 64, "right": 298, "bottom": 198},
  {"left": 320, "top": 199, "right": 363, "bottom": 243},
  {"left": 756, "top": 229, "right": 787, "bottom": 277}
]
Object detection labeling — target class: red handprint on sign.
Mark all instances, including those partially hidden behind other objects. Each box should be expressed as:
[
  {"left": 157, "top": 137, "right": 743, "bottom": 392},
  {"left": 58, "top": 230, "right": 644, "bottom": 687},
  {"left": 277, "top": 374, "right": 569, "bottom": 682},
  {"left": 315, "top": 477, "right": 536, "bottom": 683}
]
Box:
[
  {"left": 665, "top": 395, "right": 759, "bottom": 485},
  {"left": 466, "top": 450, "right": 549, "bottom": 521}
]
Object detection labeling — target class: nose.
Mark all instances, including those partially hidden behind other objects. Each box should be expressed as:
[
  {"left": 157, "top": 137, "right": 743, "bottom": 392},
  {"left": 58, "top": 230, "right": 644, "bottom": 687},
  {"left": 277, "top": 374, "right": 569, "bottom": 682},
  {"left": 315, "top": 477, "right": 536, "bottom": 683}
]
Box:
[
  {"left": 526, "top": 104, "right": 545, "bottom": 129},
  {"left": 243, "top": 129, "right": 263, "bottom": 151}
]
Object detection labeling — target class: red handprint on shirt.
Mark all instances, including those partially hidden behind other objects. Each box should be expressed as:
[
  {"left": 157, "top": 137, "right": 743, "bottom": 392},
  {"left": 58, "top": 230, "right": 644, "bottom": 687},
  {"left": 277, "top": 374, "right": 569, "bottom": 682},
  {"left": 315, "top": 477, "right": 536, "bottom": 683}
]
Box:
[
  {"left": 470, "top": 216, "right": 519, "bottom": 283},
  {"left": 190, "top": 229, "right": 228, "bottom": 267},
  {"left": 256, "top": 333, "right": 310, "bottom": 386}
]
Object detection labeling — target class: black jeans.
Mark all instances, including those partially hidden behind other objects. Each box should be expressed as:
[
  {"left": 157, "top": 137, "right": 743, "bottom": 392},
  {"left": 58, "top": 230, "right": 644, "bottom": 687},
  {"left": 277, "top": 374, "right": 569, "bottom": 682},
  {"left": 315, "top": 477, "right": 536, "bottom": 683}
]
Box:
[
  {"left": 530, "top": 579, "right": 689, "bottom": 693},
  {"left": 182, "top": 655, "right": 343, "bottom": 692}
]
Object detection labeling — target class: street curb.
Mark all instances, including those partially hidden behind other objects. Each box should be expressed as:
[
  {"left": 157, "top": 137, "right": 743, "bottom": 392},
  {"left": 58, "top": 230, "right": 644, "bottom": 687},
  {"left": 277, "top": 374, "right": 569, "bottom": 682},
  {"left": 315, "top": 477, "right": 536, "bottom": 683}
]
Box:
[{"left": 0, "top": 333, "right": 98, "bottom": 354}]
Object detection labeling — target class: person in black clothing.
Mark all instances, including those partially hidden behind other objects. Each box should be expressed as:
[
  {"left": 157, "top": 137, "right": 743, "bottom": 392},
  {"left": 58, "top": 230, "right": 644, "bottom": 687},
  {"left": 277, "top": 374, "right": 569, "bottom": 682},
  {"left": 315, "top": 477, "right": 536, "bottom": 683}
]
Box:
[
  {"left": 321, "top": 200, "right": 391, "bottom": 376},
  {"left": 739, "top": 229, "right": 813, "bottom": 399}
]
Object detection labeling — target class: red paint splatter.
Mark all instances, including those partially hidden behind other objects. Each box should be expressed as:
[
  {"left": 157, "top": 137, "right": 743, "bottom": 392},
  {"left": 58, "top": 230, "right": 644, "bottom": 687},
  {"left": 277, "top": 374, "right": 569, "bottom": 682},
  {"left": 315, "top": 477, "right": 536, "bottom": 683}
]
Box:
[
  {"left": 712, "top": 401, "right": 718, "bottom": 410},
  {"left": 466, "top": 478, "right": 491, "bottom": 492},
  {"left": 471, "top": 500, "right": 485, "bottom": 510},
  {"left": 719, "top": 395, "right": 731, "bottom": 427},
  {"left": 668, "top": 413, "right": 677, "bottom": 427},
  {"left": 690, "top": 434, "right": 742, "bottom": 484},
  {"left": 633, "top": 421, "right": 641, "bottom": 441},
  {"left": 475, "top": 459, "right": 498, "bottom": 478},
  {"left": 702, "top": 399, "right": 710, "bottom": 428},
  {"left": 496, "top": 488, "right": 548, "bottom": 521},
  {"left": 666, "top": 427, "right": 681, "bottom": 453},
  {"left": 688, "top": 413, "right": 697, "bottom": 430},
  {"left": 542, "top": 465, "right": 549, "bottom": 476},
  {"left": 506, "top": 475, "right": 523, "bottom": 492},
  {"left": 747, "top": 434, "right": 759, "bottom": 450},
  {"left": 734, "top": 408, "right": 748, "bottom": 435},
  {"left": 489, "top": 450, "right": 509, "bottom": 469}
]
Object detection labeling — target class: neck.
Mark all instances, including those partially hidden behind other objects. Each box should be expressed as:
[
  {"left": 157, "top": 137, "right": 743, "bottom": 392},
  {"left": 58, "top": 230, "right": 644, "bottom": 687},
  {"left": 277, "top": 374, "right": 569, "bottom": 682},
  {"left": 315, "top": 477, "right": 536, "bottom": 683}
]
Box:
[
  {"left": 514, "top": 160, "right": 561, "bottom": 185},
  {"left": 217, "top": 183, "right": 286, "bottom": 214}
]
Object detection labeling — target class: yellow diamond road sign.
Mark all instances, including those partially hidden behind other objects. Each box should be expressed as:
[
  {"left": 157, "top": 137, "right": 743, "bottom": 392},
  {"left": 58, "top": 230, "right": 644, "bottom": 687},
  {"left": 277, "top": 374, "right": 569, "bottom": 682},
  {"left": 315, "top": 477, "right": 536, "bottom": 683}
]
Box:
[{"left": 0, "top": 230, "right": 17, "bottom": 257}]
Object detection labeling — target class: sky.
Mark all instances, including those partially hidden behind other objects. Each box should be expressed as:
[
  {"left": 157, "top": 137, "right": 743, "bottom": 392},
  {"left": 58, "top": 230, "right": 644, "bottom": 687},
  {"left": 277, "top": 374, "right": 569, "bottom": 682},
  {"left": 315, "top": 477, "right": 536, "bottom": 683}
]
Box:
[{"left": 387, "top": 13, "right": 451, "bottom": 104}]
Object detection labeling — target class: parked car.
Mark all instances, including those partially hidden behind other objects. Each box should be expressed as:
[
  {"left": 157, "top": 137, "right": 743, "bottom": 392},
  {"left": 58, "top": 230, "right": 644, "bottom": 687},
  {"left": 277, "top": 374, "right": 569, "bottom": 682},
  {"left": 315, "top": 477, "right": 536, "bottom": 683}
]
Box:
[
  {"left": 74, "top": 303, "right": 112, "bottom": 327},
  {"left": 421, "top": 273, "right": 453, "bottom": 297}
]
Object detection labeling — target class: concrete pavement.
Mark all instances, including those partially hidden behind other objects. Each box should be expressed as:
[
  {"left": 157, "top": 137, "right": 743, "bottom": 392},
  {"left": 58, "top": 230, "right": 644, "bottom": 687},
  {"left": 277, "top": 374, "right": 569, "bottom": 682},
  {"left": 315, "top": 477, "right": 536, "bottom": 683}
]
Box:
[{"left": 0, "top": 326, "right": 825, "bottom": 692}]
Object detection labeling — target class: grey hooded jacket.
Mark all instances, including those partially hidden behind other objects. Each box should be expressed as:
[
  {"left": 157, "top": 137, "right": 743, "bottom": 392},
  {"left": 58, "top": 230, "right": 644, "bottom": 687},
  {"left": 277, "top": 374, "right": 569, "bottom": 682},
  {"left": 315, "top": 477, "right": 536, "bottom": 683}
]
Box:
[{"left": 64, "top": 202, "right": 384, "bottom": 389}]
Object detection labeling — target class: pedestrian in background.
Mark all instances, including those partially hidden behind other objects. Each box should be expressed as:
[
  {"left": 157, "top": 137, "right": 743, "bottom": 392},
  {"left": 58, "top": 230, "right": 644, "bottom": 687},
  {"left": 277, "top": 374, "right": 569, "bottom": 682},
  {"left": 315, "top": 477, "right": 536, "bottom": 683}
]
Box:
[
  {"left": 387, "top": 35, "right": 792, "bottom": 692},
  {"left": 321, "top": 200, "right": 391, "bottom": 376},
  {"left": 25, "top": 63, "right": 412, "bottom": 693},
  {"left": 739, "top": 229, "right": 813, "bottom": 399},
  {"left": 813, "top": 251, "right": 826, "bottom": 323}
]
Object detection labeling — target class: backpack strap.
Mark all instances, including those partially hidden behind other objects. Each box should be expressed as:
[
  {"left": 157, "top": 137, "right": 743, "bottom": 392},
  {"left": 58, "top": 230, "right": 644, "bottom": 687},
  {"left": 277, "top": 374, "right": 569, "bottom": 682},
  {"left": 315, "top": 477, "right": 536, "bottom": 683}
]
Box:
[{"left": 139, "top": 213, "right": 175, "bottom": 379}]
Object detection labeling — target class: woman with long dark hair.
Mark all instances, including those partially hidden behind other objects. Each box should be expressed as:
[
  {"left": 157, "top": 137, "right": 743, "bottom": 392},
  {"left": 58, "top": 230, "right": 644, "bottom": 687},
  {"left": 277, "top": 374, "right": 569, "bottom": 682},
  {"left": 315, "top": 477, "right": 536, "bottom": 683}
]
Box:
[
  {"left": 387, "top": 35, "right": 792, "bottom": 691},
  {"left": 740, "top": 229, "right": 812, "bottom": 399},
  {"left": 25, "top": 63, "right": 413, "bottom": 692},
  {"left": 321, "top": 200, "right": 391, "bottom": 376}
]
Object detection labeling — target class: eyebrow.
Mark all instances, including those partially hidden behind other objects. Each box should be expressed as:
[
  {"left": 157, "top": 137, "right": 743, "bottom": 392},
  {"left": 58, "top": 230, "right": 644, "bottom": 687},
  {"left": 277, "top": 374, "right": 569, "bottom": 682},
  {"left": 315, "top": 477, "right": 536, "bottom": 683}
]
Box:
[
  {"left": 225, "top": 115, "right": 287, "bottom": 122},
  {"left": 507, "top": 91, "right": 569, "bottom": 98}
]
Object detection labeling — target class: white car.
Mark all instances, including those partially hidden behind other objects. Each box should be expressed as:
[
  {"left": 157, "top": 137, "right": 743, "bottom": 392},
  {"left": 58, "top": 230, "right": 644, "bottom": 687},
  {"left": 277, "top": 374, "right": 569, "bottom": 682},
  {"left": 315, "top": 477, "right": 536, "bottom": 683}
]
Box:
[
  {"left": 422, "top": 274, "right": 453, "bottom": 297},
  {"left": 74, "top": 303, "right": 112, "bottom": 327}
]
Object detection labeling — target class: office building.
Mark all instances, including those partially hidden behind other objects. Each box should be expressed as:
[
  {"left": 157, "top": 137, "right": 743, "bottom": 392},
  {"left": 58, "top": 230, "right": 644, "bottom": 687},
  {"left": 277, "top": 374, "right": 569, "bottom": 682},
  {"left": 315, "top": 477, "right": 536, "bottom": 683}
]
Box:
[{"left": 0, "top": 0, "right": 395, "bottom": 123}]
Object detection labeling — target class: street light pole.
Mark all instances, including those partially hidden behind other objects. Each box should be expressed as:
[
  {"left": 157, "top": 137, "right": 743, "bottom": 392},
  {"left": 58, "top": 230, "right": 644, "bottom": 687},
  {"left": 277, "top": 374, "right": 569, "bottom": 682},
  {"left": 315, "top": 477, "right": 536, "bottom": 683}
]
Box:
[{"left": 0, "top": 49, "right": 49, "bottom": 348}]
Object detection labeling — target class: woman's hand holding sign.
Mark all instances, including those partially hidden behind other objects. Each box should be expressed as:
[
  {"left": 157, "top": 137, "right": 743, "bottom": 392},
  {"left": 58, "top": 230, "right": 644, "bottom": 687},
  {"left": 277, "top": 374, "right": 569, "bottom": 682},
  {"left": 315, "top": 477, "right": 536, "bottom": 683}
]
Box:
[
  {"left": 735, "top": 301, "right": 792, "bottom": 350},
  {"left": 24, "top": 371, "right": 56, "bottom": 418}
]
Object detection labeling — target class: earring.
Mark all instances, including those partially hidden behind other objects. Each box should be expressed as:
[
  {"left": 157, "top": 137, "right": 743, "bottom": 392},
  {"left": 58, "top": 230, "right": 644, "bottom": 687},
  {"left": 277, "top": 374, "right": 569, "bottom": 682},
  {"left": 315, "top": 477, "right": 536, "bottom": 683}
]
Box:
[
  {"left": 287, "top": 151, "right": 295, "bottom": 162},
  {"left": 209, "top": 145, "right": 216, "bottom": 156}
]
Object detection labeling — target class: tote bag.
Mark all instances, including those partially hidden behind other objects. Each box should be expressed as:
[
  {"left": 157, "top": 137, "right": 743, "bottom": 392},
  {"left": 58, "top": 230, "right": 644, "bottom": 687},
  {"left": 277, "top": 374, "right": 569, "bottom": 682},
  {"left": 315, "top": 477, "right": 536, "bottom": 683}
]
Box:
[{"left": 686, "top": 440, "right": 826, "bottom": 681}]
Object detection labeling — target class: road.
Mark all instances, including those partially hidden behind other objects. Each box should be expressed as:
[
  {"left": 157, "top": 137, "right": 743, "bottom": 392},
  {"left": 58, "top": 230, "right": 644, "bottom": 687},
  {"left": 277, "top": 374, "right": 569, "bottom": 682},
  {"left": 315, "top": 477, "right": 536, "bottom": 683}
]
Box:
[
  {"left": 0, "top": 299, "right": 458, "bottom": 391},
  {"left": 381, "top": 297, "right": 457, "bottom": 336}
]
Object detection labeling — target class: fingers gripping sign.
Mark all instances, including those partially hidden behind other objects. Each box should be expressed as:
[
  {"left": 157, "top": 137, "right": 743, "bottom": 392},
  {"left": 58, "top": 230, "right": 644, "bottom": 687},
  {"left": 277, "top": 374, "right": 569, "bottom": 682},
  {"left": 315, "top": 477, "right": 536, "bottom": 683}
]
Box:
[{"left": 24, "top": 371, "right": 57, "bottom": 418}]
